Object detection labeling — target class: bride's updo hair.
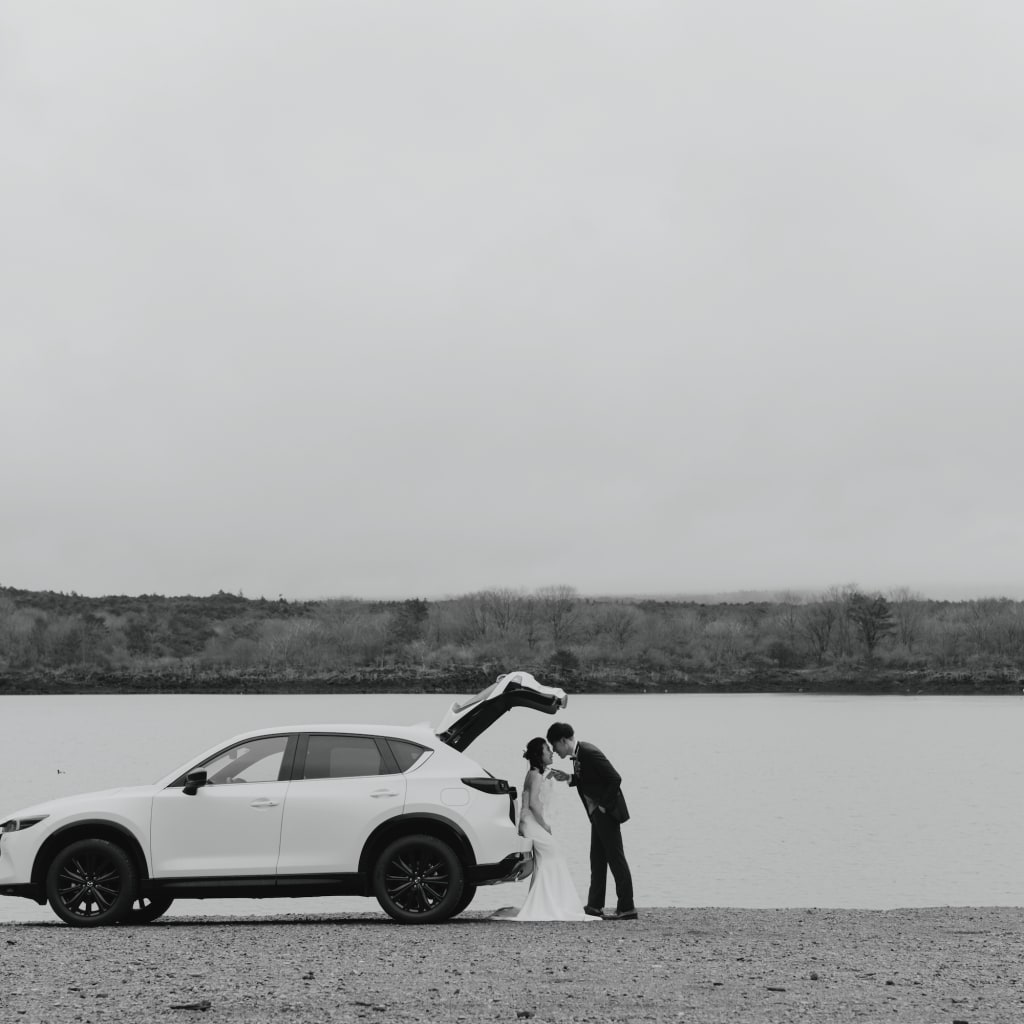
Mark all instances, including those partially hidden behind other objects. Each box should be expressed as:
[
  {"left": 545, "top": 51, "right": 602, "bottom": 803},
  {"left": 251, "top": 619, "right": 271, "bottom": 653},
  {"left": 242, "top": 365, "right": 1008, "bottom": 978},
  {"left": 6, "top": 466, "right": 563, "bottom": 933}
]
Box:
[{"left": 522, "top": 737, "right": 548, "bottom": 774}]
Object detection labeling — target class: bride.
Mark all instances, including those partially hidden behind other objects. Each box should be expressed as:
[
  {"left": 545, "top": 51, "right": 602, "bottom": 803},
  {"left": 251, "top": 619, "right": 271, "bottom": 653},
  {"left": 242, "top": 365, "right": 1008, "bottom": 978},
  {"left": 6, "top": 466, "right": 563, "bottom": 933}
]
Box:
[{"left": 494, "top": 737, "right": 596, "bottom": 922}]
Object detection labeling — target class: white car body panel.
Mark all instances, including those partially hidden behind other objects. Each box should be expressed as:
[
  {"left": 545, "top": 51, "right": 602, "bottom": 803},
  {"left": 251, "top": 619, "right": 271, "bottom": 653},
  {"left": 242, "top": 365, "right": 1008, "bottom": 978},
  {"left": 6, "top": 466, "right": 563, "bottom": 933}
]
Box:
[
  {"left": 150, "top": 781, "right": 290, "bottom": 877},
  {"left": 402, "top": 747, "right": 531, "bottom": 865},
  {"left": 277, "top": 773, "right": 407, "bottom": 874},
  {"left": 0, "top": 787, "right": 154, "bottom": 890}
]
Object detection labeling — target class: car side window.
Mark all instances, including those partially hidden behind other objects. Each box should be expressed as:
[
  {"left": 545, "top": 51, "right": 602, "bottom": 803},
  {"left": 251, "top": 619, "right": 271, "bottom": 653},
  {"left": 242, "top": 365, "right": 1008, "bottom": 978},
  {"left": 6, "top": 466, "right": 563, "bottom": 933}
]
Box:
[
  {"left": 302, "top": 735, "right": 387, "bottom": 779},
  {"left": 387, "top": 739, "right": 429, "bottom": 772},
  {"left": 200, "top": 736, "right": 289, "bottom": 785}
]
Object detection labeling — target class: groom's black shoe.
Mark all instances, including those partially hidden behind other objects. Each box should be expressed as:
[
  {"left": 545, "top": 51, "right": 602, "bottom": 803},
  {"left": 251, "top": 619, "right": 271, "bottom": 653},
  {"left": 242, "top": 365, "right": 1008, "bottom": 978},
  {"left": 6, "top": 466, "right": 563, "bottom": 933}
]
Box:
[
  {"left": 602, "top": 908, "right": 639, "bottom": 921},
  {"left": 583, "top": 905, "right": 604, "bottom": 918}
]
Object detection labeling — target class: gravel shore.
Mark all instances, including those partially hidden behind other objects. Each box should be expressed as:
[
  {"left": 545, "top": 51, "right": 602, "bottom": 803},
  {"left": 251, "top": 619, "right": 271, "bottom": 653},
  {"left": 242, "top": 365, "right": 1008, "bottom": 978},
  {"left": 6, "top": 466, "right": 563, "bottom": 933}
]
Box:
[{"left": 3, "top": 907, "right": 1022, "bottom": 1023}]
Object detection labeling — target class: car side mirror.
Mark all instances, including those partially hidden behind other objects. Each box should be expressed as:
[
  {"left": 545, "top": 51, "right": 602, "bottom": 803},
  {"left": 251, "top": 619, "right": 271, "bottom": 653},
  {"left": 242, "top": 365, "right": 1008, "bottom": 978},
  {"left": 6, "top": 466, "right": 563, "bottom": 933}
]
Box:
[{"left": 183, "top": 770, "right": 208, "bottom": 796}]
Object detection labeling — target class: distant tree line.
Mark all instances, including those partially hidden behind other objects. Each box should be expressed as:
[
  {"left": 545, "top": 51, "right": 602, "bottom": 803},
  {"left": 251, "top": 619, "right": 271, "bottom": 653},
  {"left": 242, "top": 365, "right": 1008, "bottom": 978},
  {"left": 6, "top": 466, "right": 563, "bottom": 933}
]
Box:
[{"left": 1, "top": 583, "right": 1023, "bottom": 693}]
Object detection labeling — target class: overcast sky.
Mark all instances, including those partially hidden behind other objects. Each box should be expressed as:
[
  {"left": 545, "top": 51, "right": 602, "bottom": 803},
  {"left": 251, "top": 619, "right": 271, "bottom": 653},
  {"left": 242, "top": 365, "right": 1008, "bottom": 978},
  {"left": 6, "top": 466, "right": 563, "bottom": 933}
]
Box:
[{"left": 2, "top": 2, "right": 1022, "bottom": 602}]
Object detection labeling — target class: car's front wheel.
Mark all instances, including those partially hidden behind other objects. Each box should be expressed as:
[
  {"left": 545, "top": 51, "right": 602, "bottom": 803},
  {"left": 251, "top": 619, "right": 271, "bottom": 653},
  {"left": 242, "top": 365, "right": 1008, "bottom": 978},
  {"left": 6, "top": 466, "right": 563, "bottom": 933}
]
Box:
[
  {"left": 45, "top": 838, "right": 138, "bottom": 927},
  {"left": 372, "top": 834, "right": 464, "bottom": 924}
]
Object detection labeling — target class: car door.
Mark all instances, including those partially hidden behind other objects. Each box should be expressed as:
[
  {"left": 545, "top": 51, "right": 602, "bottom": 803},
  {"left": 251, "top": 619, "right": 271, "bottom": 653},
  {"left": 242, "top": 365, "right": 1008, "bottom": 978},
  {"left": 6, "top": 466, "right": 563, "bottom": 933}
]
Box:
[
  {"left": 276, "top": 733, "right": 407, "bottom": 876},
  {"left": 150, "top": 734, "right": 294, "bottom": 877}
]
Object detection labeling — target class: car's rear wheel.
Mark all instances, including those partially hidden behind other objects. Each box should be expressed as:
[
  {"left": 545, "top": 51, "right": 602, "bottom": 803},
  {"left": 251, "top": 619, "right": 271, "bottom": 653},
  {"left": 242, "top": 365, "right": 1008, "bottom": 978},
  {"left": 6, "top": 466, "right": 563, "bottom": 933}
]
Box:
[
  {"left": 451, "top": 880, "right": 477, "bottom": 918},
  {"left": 45, "top": 838, "right": 138, "bottom": 927},
  {"left": 121, "top": 895, "right": 174, "bottom": 924},
  {"left": 372, "top": 834, "right": 464, "bottom": 924}
]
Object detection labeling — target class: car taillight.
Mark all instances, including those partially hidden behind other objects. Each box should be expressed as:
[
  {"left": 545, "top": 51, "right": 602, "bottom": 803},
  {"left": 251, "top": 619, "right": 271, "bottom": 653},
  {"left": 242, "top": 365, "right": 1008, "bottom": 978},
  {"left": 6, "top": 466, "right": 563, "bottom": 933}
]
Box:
[
  {"left": 461, "top": 777, "right": 510, "bottom": 795},
  {"left": 461, "top": 777, "right": 518, "bottom": 823}
]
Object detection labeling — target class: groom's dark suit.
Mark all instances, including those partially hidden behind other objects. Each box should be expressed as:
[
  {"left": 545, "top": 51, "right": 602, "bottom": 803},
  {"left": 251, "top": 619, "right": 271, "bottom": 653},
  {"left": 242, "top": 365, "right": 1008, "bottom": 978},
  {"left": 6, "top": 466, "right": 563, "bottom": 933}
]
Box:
[{"left": 570, "top": 741, "right": 634, "bottom": 913}]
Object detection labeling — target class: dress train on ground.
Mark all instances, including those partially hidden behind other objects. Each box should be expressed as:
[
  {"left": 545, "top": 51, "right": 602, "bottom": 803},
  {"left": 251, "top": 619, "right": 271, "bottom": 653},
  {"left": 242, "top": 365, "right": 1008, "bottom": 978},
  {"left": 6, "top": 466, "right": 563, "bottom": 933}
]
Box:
[{"left": 493, "top": 778, "right": 595, "bottom": 923}]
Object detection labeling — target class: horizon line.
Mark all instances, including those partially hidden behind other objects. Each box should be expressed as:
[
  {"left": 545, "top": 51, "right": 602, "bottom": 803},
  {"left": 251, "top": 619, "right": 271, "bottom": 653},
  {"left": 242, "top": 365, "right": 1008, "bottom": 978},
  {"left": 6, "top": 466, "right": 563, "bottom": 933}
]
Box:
[{"left": 4, "top": 582, "right": 1024, "bottom": 604}]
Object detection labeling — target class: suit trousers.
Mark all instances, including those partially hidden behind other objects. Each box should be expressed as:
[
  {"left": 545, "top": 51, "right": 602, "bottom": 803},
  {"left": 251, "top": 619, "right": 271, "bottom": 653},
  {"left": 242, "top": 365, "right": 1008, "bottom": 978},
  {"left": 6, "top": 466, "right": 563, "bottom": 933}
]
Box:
[{"left": 588, "top": 811, "right": 634, "bottom": 912}]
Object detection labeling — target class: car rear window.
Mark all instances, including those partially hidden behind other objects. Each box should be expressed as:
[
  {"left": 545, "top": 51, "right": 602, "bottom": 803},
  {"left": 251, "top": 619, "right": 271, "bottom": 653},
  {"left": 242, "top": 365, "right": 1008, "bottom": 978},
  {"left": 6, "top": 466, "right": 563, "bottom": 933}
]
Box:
[
  {"left": 303, "top": 735, "right": 386, "bottom": 779},
  {"left": 387, "top": 739, "right": 429, "bottom": 772}
]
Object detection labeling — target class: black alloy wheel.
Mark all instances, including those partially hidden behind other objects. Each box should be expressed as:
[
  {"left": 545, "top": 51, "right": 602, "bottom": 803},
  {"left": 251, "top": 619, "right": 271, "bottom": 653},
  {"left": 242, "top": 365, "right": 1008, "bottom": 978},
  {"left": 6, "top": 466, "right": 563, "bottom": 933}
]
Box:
[
  {"left": 45, "top": 838, "right": 138, "bottom": 927},
  {"left": 121, "top": 895, "right": 175, "bottom": 924},
  {"left": 451, "top": 880, "right": 477, "bottom": 918},
  {"left": 372, "top": 834, "right": 464, "bottom": 924}
]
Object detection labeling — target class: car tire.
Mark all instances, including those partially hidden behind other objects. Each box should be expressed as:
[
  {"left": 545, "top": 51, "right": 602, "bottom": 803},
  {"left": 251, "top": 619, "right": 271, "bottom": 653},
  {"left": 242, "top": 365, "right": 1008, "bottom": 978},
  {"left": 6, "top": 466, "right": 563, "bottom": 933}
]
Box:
[
  {"left": 121, "top": 895, "right": 175, "bottom": 924},
  {"left": 372, "top": 834, "right": 464, "bottom": 924},
  {"left": 450, "top": 880, "right": 477, "bottom": 918},
  {"left": 45, "top": 838, "right": 138, "bottom": 927}
]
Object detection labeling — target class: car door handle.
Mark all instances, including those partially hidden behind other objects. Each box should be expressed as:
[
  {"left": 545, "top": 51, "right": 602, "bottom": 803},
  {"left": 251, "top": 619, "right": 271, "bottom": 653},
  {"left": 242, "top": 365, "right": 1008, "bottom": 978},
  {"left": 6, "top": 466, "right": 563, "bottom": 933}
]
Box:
[
  {"left": 370, "top": 789, "right": 399, "bottom": 798},
  {"left": 249, "top": 798, "right": 279, "bottom": 808}
]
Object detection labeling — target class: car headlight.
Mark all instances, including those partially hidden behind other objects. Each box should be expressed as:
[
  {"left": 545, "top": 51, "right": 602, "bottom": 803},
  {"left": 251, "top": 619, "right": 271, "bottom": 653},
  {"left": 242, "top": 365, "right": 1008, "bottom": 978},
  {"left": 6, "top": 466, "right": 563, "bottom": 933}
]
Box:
[{"left": 0, "top": 815, "right": 48, "bottom": 834}]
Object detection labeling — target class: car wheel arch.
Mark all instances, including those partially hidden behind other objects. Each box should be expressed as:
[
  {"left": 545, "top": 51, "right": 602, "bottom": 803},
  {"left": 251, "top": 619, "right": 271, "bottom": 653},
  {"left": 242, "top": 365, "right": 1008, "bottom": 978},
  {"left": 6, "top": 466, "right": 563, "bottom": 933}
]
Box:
[
  {"left": 32, "top": 821, "right": 149, "bottom": 889},
  {"left": 359, "top": 814, "right": 475, "bottom": 878}
]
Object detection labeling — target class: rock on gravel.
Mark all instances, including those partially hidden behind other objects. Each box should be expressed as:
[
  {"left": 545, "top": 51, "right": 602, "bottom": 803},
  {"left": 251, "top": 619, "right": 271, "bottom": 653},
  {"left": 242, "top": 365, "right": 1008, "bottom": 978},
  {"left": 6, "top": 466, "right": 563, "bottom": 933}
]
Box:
[{"left": 2, "top": 907, "right": 1023, "bottom": 1023}]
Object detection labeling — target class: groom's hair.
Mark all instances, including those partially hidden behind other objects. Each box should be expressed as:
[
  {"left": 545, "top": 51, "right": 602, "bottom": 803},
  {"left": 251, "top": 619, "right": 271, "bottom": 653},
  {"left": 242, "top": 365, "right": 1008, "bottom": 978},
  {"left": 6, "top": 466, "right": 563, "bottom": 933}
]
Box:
[{"left": 547, "top": 721, "right": 574, "bottom": 744}]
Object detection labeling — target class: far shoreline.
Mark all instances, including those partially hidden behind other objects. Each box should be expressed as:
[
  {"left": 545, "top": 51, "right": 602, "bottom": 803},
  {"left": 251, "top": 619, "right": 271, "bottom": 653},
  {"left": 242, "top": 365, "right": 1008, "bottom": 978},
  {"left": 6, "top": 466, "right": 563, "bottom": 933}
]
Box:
[{"left": 2, "top": 665, "right": 1024, "bottom": 697}]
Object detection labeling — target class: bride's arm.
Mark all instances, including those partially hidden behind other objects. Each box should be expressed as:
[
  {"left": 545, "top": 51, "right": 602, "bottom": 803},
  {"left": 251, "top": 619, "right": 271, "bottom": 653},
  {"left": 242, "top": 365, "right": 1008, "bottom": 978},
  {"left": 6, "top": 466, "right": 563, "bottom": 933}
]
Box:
[
  {"left": 517, "top": 771, "right": 532, "bottom": 835},
  {"left": 520, "top": 770, "right": 551, "bottom": 834}
]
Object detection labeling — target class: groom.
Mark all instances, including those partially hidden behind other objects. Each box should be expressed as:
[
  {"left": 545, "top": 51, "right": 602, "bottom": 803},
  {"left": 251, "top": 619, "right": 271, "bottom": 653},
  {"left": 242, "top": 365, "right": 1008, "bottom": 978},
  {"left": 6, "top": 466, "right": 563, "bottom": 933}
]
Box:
[{"left": 546, "top": 721, "right": 637, "bottom": 921}]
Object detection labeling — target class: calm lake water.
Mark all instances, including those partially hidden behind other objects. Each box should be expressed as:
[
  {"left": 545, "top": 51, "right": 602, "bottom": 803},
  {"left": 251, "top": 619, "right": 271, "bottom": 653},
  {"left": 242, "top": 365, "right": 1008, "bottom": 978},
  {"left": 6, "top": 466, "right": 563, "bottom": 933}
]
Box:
[{"left": 2, "top": 693, "right": 1023, "bottom": 923}]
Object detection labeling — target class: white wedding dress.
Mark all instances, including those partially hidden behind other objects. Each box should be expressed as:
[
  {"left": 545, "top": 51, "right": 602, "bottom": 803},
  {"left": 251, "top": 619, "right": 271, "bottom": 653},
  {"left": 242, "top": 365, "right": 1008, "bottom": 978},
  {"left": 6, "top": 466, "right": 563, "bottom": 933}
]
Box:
[{"left": 494, "top": 773, "right": 596, "bottom": 922}]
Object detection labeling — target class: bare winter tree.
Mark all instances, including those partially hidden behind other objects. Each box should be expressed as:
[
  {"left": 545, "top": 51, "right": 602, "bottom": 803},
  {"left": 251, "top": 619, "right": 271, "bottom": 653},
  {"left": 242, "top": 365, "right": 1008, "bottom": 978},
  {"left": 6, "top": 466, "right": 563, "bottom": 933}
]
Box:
[
  {"left": 536, "top": 585, "right": 579, "bottom": 646},
  {"left": 824, "top": 584, "right": 859, "bottom": 658},
  {"left": 773, "top": 592, "right": 804, "bottom": 650},
  {"left": 596, "top": 603, "right": 642, "bottom": 651},
  {"left": 847, "top": 592, "right": 895, "bottom": 661},
  {"left": 889, "top": 587, "right": 925, "bottom": 652},
  {"left": 800, "top": 594, "right": 837, "bottom": 665},
  {"left": 480, "top": 588, "right": 524, "bottom": 638}
]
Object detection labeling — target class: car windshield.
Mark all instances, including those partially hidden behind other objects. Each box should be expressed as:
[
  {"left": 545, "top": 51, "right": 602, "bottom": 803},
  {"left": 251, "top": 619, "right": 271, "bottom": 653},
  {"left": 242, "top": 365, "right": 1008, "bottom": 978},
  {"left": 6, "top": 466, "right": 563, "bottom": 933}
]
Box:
[{"left": 201, "top": 736, "right": 289, "bottom": 784}]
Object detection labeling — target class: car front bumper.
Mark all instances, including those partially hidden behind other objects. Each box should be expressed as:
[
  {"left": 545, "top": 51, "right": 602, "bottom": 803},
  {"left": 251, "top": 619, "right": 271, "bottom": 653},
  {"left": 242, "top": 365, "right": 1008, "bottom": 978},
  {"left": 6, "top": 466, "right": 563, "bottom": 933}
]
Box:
[
  {"left": 472, "top": 850, "right": 533, "bottom": 886},
  {"left": 0, "top": 834, "right": 45, "bottom": 903}
]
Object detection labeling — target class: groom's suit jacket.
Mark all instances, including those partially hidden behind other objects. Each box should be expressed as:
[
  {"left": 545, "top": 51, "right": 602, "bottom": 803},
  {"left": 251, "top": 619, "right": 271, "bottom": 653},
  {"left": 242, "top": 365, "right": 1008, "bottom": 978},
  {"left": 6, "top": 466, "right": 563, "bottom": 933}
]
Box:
[{"left": 569, "top": 740, "right": 630, "bottom": 824}]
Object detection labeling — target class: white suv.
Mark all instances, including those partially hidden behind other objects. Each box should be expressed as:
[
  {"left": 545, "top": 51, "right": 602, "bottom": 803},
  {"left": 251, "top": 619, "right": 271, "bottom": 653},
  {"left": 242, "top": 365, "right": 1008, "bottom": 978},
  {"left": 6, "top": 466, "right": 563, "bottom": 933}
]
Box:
[{"left": 0, "top": 673, "right": 566, "bottom": 926}]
